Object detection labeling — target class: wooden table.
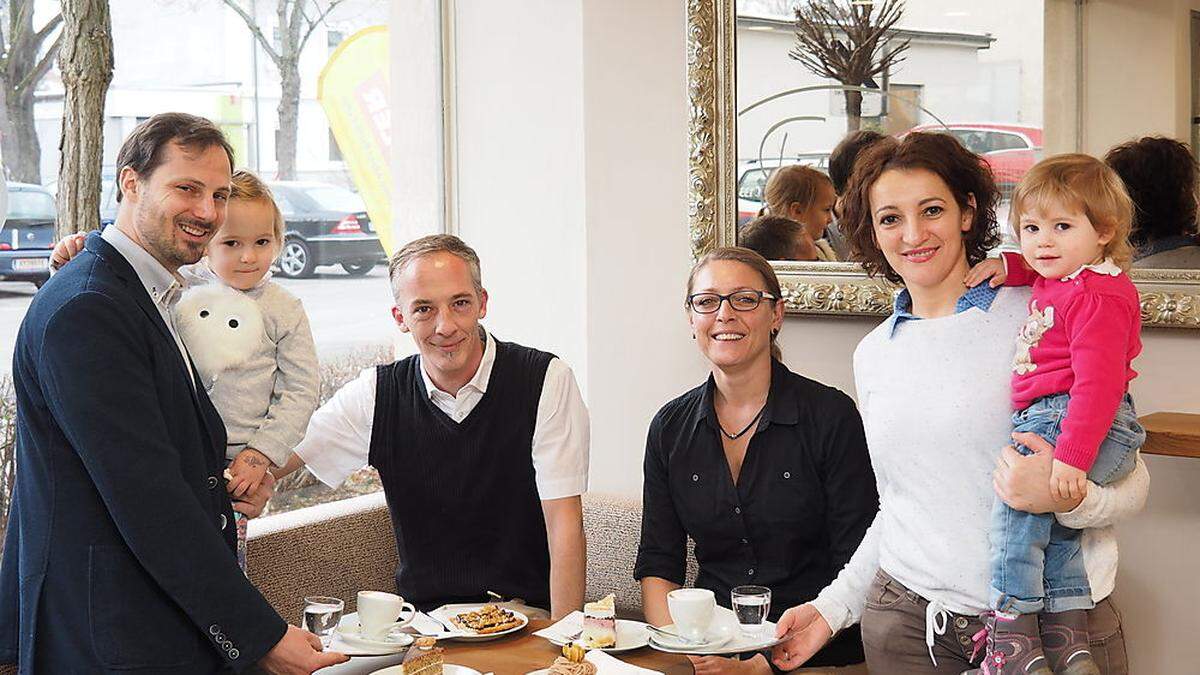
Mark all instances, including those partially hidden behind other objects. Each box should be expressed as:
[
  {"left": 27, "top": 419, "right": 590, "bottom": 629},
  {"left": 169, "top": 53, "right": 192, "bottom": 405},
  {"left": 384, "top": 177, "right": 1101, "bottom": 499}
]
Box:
[
  {"left": 1139, "top": 412, "right": 1200, "bottom": 459},
  {"left": 319, "top": 620, "right": 693, "bottom": 675}
]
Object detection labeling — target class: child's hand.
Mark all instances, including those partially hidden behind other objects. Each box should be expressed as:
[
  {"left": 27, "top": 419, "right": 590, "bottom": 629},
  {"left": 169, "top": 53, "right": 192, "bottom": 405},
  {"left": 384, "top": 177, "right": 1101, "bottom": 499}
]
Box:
[
  {"left": 50, "top": 232, "right": 87, "bottom": 270},
  {"left": 964, "top": 257, "right": 1007, "bottom": 288},
  {"left": 227, "top": 448, "right": 272, "bottom": 498},
  {"left": 1050, "top": 459, "right": 1088, "bottom": 502}
]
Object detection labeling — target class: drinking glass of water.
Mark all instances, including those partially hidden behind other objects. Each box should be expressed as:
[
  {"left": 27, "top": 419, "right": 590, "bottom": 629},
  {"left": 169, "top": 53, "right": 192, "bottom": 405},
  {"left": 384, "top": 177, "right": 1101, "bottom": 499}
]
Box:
[
  {"left": 302, "top": 596, "right": 344, "bottom": 647},
  {"left": 731, "top": 585, "right": 771, "bottom": 636}
]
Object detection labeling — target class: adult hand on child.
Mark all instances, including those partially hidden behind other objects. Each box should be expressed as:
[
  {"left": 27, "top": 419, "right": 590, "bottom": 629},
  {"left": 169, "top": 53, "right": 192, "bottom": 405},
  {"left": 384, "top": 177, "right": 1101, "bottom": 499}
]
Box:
[
  {"left": 1050, "top": 459, "right": 1088, "bottom": 502},
  {"left": 50, "top": 232, "right": 87, "bottom": 270},
  {"left": 994, "top": 431, "right": 1086, "bottom": 514},
  {"left": 964, "top": 257, "right": 1007, "bottom": 288}
]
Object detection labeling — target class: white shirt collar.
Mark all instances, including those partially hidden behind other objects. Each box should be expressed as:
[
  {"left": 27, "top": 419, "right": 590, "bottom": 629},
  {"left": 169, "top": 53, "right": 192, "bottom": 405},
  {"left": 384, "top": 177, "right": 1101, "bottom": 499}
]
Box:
[
  {"left": 1061, "top": 257, "right": 1122, "bottom": 281},
  {"left": 419, "top": 329, "right": 495, "bottom": 400},
  {"left": 101, "top": 224, "right": 184, "bottom": 309}
]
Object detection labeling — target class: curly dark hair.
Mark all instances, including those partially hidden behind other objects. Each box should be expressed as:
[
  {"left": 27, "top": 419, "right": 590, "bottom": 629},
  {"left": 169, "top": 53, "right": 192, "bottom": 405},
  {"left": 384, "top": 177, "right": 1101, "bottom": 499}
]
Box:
[
  {"left": 828, "top": 129, "right": 887, "bottom": 195},
  {"left": 839, "top": 132, "right": 1001, "bottom": 285},
  {"left": 1104, "top": 136, "right": 1199, "bottom": 247}
]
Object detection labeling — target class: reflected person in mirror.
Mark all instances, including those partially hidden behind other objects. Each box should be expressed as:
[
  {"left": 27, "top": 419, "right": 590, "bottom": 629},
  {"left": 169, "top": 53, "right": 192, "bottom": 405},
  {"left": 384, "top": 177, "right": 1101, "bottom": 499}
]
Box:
[
  {"left": 757, "top": 165, "right": 839, "bottom": 261},
  {"left": 1104, "top": 135, "right": 1200, "bottom": 268},
  {"left": 276, "top": 234, "right": 589, "bottom": 620}
]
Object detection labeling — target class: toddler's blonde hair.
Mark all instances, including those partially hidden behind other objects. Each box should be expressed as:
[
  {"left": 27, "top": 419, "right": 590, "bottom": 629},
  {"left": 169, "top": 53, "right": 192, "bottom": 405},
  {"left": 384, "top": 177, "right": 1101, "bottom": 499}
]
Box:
[
  {"left": 229, "top": 169, "right": 286, "bottom": 244},
  {"left": 1009, "top": 154, "right": 1135, "bottom": 271}
]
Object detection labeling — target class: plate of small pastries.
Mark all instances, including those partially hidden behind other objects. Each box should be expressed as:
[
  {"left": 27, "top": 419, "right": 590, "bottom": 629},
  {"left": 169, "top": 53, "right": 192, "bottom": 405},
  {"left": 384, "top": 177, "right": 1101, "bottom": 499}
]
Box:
[
  {"left": 368, "top": 637, "right": 482, "bottom": 675},
  {"left": 431, "top": 603, "right": 528, "bottom": 641}
]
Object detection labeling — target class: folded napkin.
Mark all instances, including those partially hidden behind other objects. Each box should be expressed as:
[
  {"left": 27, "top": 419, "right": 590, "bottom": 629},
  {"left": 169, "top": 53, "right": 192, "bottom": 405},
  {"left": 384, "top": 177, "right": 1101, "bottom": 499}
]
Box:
[
  {"left": 532, "top": 610, "right": 584, "bottom": 642},
  {"left": 408, "top": 610, "right": 458, "bottom": 637},
  {"left": 585, "top": 650, "right": 662, "bottom": 674}
]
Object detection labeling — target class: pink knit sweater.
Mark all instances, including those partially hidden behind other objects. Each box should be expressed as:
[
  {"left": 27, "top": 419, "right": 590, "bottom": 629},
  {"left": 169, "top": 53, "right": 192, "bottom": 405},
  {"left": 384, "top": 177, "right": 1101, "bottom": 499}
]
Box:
[{"left": 1002, "top": 252, "right": 1142, "bottom": 471}]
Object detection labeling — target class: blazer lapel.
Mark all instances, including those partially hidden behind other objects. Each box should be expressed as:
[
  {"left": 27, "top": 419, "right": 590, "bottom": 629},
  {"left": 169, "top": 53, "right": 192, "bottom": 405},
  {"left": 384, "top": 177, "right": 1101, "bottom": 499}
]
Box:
[{"left": 85, "top": 233, "right": 221, "bottom": 451}]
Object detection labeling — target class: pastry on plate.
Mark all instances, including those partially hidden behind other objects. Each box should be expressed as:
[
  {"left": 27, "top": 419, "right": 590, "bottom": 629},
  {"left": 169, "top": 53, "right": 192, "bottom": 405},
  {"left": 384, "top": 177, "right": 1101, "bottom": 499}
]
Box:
[
  {"left": 398, "top": 637, "right": 442, "bottom": 675},
  {"left": 581, "top": 594, "right": 616, "bottom": 649}
]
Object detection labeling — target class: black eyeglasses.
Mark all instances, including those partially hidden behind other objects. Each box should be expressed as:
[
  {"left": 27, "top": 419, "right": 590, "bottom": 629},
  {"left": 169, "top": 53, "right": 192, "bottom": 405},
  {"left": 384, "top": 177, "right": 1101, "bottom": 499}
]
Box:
[{"left": 686, "top": 290, "right": 777, "bottom": 314}]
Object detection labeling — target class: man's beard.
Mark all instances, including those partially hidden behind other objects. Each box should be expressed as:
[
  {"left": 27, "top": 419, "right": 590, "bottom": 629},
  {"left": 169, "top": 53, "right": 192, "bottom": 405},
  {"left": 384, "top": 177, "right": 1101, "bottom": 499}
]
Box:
[{"left": 137, "top": 209, "right": 210, "bottom": 270}]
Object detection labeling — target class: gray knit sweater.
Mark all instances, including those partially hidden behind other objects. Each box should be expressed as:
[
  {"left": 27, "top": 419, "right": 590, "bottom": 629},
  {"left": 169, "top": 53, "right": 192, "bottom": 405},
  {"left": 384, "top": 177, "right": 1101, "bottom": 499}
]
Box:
[{"left": 179, "top": 263, "right": 319, "bottom": 466}]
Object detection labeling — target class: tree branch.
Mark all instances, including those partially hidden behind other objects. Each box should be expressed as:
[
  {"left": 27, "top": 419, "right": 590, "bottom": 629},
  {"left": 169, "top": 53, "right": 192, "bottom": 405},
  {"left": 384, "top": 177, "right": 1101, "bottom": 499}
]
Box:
[
  {"left": 298, "top": 0, "right": 345, "bottom": 52},
  {"left": 33, "top": 12, "right": 62, "bottom": 48},
  {"left": 15, "top": 27, "right": 60, "bottom": 95},
  {"left": 220, "top": 0, "right": 282, "bottom": 65}
]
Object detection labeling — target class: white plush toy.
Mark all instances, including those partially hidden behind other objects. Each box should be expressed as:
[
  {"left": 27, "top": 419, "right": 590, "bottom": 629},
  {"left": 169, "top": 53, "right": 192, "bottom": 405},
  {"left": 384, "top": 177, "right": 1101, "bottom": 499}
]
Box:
[{"left": 173, "top": 284, "right": 266, "bottom": 387}]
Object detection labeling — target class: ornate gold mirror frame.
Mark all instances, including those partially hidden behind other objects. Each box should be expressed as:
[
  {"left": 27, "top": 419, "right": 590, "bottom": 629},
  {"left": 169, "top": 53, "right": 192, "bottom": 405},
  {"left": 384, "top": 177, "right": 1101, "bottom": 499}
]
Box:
[{"left": 686, "top": 0, "right": 1200, "bottom": 327}]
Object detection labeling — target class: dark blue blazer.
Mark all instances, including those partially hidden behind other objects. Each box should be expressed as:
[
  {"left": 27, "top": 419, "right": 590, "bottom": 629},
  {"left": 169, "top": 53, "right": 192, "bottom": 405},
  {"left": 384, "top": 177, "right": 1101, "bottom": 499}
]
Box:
[{"left": 0, "top": 233, "right": 286, "bottom": 673}]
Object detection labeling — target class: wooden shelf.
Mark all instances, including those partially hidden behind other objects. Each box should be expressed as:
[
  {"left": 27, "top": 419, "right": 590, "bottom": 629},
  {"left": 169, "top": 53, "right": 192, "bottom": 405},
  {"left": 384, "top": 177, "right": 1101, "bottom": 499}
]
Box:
[{"left": 1139, "top": 412, "right": 1200, "bottom": 459}]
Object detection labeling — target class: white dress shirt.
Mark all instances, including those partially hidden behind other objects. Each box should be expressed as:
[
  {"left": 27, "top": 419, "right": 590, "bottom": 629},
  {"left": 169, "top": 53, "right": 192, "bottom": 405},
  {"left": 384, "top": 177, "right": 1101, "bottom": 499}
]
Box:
[
  {"left": 295, "top": 332, "right": 590, "bottom": 500},
  {"left": 101, "top": 225, "right": 192, "bottom": 386}
]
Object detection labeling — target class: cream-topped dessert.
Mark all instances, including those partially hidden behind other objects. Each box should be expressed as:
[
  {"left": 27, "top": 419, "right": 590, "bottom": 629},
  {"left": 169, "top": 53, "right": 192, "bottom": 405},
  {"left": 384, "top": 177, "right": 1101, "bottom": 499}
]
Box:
[{"left": 581, "top": 593, "right": 616, "bottom": 648}]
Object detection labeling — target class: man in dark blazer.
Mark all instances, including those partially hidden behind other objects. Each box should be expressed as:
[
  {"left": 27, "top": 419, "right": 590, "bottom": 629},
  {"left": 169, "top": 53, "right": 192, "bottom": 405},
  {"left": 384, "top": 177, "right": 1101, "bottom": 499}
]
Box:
[{"left": 0, "top": 113, "right": 346, "bottom": 674}]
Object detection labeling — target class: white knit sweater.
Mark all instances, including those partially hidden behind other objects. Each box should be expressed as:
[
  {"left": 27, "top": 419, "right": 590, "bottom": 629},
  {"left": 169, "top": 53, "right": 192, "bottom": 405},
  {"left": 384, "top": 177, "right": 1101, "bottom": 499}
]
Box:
[{"left": 811, "top": 287, "right": 1150, "bottom": 632}]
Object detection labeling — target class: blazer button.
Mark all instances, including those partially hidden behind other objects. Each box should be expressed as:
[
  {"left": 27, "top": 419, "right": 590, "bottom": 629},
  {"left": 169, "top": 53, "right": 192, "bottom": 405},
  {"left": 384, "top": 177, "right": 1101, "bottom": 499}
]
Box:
[
  {"left": 229, "top": 648, "right": 239, "bottom": 660},
  {"left": 210, "top": 625, "right": 221, "bottom": 635},
  {"left": 207, "top": 476, "right": 218, "bottom": 490},
  {"left": 219, "top": 514, "right": 228, "bottom": 530}
]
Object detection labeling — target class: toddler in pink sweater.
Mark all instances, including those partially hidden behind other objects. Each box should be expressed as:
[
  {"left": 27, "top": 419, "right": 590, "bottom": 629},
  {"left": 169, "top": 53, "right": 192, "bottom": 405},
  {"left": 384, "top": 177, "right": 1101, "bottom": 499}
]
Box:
[{"left": 964, "top": 154, "right": 1145, "bottom": 675}]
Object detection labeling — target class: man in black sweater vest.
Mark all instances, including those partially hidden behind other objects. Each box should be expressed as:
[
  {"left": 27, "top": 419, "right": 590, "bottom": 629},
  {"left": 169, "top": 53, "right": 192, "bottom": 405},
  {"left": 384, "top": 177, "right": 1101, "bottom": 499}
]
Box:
[{"left": 280, "top": 235, "right": 588, "bottom": 618}]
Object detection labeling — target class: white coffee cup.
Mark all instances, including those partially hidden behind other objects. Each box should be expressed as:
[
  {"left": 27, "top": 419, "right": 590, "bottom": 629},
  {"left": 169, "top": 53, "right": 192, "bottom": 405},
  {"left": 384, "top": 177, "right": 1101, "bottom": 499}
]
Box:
[
  {"left": 667, "top": 587, "right": 715, "bottom": 642},
  {"left": 356, "top": 590, "right": 416, "bottom": 640}
]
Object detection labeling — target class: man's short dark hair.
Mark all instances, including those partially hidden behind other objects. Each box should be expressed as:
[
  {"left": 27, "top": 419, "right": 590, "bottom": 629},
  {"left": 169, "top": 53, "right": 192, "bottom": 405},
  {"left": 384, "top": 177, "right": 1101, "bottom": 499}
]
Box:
[
  {"left": 114, "top": 112, "right": 235, "bottom": 203},
  {"left": 739, "top": 215, "right": 803, "bottom": 260},
  {"left": 829, "top": 130, "right": 887, "bottom": 195}
]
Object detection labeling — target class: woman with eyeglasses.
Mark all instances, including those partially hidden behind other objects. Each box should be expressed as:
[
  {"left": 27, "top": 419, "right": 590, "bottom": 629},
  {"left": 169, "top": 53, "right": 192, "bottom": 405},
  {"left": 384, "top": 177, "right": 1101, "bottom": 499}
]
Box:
[{"left": 634, "top": 247, "right": 876, "bottom": 675}]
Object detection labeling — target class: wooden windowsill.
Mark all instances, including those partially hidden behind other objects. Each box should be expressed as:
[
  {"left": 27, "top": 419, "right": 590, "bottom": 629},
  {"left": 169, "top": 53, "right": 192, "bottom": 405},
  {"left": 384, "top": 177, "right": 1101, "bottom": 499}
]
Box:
[{"left": 1138, "top": 412, "right": 1200, "bottom": 459}]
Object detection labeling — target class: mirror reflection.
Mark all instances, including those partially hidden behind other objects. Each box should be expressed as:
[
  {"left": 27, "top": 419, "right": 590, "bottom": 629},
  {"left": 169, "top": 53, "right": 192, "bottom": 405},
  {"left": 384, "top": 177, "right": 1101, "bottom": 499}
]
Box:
[{"left": 734, "top": 1, "right": 1200, "bottom": 271}]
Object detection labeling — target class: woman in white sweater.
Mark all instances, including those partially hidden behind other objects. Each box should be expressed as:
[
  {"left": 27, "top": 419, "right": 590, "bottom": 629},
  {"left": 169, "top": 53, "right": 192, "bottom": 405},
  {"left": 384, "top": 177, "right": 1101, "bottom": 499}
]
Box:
[{"left": 771, "top": 133, "right": 1148, "bottom": 675}]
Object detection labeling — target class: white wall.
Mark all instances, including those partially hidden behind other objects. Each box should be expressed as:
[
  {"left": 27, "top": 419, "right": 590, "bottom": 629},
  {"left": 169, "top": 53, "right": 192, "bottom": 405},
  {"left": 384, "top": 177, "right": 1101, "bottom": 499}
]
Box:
[{"left": 450, "top": 0, "right": 589, "bottom": 392}]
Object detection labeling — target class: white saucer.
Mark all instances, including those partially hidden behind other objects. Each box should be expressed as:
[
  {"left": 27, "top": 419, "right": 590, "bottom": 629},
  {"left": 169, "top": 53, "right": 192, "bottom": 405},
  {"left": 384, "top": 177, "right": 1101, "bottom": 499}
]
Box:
[
  {"left": 332, "top": 615, "right": 414, "bottom": 655},
  {"left": 648, "top": 621, "right": 734, "bottom": 652}
]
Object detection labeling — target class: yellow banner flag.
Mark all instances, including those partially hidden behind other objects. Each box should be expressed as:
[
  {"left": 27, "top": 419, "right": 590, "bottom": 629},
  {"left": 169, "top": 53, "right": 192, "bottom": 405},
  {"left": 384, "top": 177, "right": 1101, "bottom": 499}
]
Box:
[{"left": 318, "top": 26, "right": 395, "bottom": 254}]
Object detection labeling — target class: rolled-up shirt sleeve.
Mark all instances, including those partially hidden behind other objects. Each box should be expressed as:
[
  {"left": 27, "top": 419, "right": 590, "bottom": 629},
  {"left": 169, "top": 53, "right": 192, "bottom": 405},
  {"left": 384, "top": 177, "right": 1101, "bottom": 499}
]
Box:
[
  {"left": 294, "top": 367, "right": 376, "bottom": 487},
  {"left": 634, "top": 411, "right": 688, "bottom": 585},
  {"left": 531, "top": 358, "right": 590, "bottom": 500}
]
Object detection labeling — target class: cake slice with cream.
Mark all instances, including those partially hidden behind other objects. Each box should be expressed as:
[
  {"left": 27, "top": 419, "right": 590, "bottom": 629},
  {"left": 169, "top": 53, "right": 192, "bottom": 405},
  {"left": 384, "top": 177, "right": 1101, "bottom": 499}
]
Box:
[{"left": 581, "top": 593, "right": 617, "bottom": 649}]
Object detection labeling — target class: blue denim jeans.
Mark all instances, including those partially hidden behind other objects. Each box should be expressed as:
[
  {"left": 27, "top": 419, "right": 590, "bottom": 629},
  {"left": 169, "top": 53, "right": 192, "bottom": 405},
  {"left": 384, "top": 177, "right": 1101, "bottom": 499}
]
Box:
[{"left": 989, "top": 393, "right": 1144, "bottom": 615}]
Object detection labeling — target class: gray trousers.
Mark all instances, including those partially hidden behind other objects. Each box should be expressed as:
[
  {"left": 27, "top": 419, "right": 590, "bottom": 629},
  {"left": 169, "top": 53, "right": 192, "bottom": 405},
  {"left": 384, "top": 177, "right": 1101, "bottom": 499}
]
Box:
[{"left": 860, "top": 569, "right": 1128, "bottom": 675}]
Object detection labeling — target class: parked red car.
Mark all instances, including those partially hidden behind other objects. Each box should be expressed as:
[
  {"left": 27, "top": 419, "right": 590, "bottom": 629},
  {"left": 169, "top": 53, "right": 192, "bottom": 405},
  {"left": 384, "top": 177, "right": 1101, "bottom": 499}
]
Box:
[{"left": 905, "top": 124, "right": 1043, "bottom": 196}]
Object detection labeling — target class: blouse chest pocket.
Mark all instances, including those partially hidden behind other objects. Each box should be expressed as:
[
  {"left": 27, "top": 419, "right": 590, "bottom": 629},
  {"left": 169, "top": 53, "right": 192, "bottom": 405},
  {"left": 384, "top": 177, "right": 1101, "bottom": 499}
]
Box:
[
  {"left": 670, "top": 469, "right": 728, "bottom": 539},
  {"left": 759, "top": 463, "right": 822, "bottom": 531}
]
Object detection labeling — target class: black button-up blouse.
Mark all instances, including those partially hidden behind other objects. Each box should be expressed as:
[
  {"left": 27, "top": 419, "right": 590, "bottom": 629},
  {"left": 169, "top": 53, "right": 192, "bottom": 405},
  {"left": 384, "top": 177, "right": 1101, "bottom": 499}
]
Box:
[{"left": 635, "top": 359, "right": 878, "bottom": 667}]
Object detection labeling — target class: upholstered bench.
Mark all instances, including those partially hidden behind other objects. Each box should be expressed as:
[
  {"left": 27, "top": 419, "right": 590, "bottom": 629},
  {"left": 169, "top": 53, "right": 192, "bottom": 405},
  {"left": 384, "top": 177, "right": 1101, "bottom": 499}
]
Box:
[{"left": 247, "top": 490, "right": 695, "bottom": 622}]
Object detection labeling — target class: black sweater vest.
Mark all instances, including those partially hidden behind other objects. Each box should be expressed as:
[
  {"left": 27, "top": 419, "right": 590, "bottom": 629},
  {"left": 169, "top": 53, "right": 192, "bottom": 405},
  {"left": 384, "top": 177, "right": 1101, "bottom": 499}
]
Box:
[{"left": 368, "top": 339, "right": 555, "bottom": 610}]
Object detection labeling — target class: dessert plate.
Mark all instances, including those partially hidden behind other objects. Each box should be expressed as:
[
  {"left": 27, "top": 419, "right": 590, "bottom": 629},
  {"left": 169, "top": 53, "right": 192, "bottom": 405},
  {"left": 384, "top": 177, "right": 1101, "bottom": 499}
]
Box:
[
  {"left": 428, "top": 605, "right": 529, "bottom": 642},
  {"left": 544, "top": 618, "right": 650, "bottom": 653},
  {"left": 371, "top": 665, "right": 481, "bottom": 675}
]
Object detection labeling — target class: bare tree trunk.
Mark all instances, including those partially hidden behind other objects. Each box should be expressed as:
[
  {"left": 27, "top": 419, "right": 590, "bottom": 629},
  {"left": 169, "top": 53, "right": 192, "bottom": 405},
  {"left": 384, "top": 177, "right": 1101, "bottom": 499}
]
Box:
[
  {"left": 4, "top": 87, "right": 40, "bottom": 182},
  {"left": 56, "top": 0, "right": 113, "bottom": 238},
  {"left": 275, "top": 59, "right": 300, "bottom": 180},
  {"left": 844, "top": 89, "right": 863, "bottom": 132}
]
